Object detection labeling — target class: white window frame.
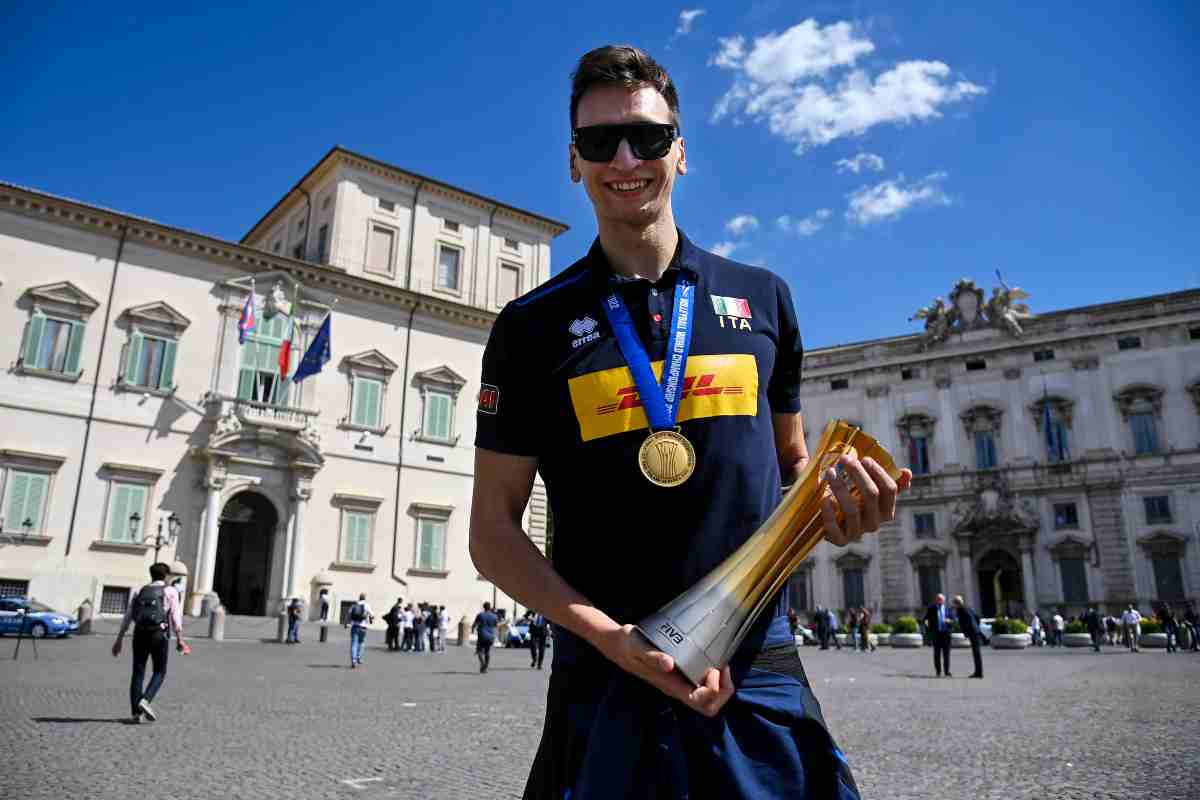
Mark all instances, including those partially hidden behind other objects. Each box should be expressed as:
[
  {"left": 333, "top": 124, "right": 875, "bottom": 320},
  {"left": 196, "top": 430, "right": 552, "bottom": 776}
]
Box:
[
  {"left": 118, "top": 302, "right": 190, "bottom": 396},
  {"left": 17, "top": 282, "right": 100, "bottom": 384},
  {"left": 339, "top": 350, "right": 399, "bottom": 435},
  {"left": 434, "top": 242, "right": 464, "bottom": 296},
  {"left": 365, "top": 221, "right": 399, "bottom": 278},
  {"left": 0, "top": 450, "right": 65, "bottom": 545},
  {"left": 408, "top": 503, "right": 452, "bottom": 577},
  {"left": 92, "top": 463, "right": 163, "bottom": 554},
  {"left": 331, "top": 494, "right": 384, "bottom": 572}
]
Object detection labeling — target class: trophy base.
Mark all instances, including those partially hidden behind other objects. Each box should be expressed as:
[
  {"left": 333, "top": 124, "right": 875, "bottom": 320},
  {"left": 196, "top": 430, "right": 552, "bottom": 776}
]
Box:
[{"left": 636, "top": 611, "right": 721, "bottom": 687}]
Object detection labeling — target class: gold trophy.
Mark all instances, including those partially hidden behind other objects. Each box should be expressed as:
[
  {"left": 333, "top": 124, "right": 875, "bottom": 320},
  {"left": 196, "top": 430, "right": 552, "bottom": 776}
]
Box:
[{"left": 635, "top": 420, "right": 903, "bottom": 686}]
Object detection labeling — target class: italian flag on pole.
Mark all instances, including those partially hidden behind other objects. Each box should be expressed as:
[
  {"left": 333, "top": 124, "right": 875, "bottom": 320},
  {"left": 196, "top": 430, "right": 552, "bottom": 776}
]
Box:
[{"left": 278, "top": 314, "right": 295, "bottom": 378}]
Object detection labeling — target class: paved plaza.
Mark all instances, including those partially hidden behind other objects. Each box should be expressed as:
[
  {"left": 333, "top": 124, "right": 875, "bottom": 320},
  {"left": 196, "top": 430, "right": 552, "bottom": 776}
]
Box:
[{"left": 3, "top": 630, "right": 1198, "bottom": 800}]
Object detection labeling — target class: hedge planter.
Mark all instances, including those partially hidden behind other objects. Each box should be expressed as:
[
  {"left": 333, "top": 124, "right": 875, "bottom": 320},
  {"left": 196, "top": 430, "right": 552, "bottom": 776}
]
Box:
[
  {"left": 951, "top": 633, "right": 970, "bottom": 649},
  {"left": 1063, "top": 632, "right": 1094, "bottom": 648},
  {"left": 890, "top": 633, "right": 924, "bottom": 648},
  {"left": 991, "top": 633, "right": 1031, "bottom": 649},
  {"left": 875, "top": 633, "right": 890, "bottom": 647},
  {"left": 1140, "top": 633, "right": 1168, "bottom": 649}
]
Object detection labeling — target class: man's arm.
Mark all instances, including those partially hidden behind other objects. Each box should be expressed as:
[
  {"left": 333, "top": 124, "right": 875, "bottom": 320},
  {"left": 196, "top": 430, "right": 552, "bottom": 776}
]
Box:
[
  {"left": 112, "top": 588, "right": 138, "bottom": 656},
  {"left": 469, "top": 447, "right": 732, "bottom": 717},
  {"left": 772, "top": 411, "right": 809, "bottom": 486}
]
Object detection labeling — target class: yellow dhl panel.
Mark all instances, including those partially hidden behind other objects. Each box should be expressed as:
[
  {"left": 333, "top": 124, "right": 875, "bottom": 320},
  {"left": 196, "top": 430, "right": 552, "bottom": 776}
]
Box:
[{"left": 568, "top": 353, "right": 759, "bottom": 442}]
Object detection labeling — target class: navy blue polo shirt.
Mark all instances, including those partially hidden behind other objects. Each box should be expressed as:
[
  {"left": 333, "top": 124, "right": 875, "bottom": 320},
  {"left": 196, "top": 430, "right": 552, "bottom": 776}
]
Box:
[{"left": 476, "top": 231, "right": 803, "bottom": 634}]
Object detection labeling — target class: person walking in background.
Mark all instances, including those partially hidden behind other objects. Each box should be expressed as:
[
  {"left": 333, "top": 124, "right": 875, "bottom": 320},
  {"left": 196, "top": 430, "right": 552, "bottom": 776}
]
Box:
[
  {"left": 111, "top": 562, "right": 188, "bottom": 723},
  {"left": 1158, "top": 605, "right": 1178, "bottom": 653},
  {"left": 1051, "top": 611, "right": 1065, "bottom": 647},
  {"left": 1184, "top": 605, "right": 1199, "bottom": 652},
  {"left": 815, "top": 606, "right": 828, "bottom": 650},
  {"left": 846, "top": 608, "right": 859, "bottom": 652},
  {"left": 401, "top": 604, "right": 414, "bottom": 652},
  {"left": 1085, "top": 606, "right": 1104, "bottom": 653},
  {"left": 319, "top": 588, "right": 329, "bottom": 622},
  {"left": 952, "top": 595, "right": 983, "bottom": 679},
  {"left": 346, "top": 593, "right": 372, "bottom": 668},
  {"left": 529, "top": 611, "right": 548, "bottom": 669},
  {"left": 1105, "top": 614, "right": 1119, "bottom": 646},
  {"left": 924, "top": 593, "right": 952, "bottom": 677},
  {"left": 286, "top": 597, "right": 303, "bottom": 644},
  {"left": 471, "top": 601, "right": 498, "bottom": 674},
  {"left": 426, "top": 605, "right": 439, "bottom": 652},
  {"left": 438, "top": 605, "right": 450, "bottom": 652},
  {"left": 1029, "top": 612, "right": 1043, "bottom": 647},
  {"left": 412, "top": 604, "right": 426, "bottom": 653},
  {"left": 1121, "top": 605, "right": 1141, "bottom": 652},
  {"left": 827, "top": 607, "right": 842, "bottom": 651},
  {"left": 858, "top": 608, "right": 874, "bottom": 652}
]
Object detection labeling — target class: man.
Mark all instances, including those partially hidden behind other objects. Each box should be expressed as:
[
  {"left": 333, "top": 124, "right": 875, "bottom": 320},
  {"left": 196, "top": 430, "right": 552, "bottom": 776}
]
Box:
[
  {"left": 401, "top": 604, "right": 414, "bottom": 651},
  {"left": 952, "top": 595, "right": 983, "bottom": 678},
  {"left": 529, "top": 610, "right": 549, "bottom": 669},
  {"left": 438, "top": 605, "right": 450, "bottom": 652},
  {"left": 286, "top": 597, "right": 303, "bottom": 644},
  {"left": 412, "top": 603, "right": 426, "bottom": 653},
  {"left": 1121, "top": 605, "right": 1141, "bottom": 652},
  {"left": 318, "top": 588, "right": 330, "bottom": 622},
  {"left": 1158, "top": 605, "right": 1178, "bottom": 653},
  {"left": 427, "top": 605, "right": 439, "bottom": 652},
  {"left": 1184, "top": 605, "right": 1199, "bottom": 652},
  {"left": 1029, "top": 611, "right": 1043, "bottom": 647},
  {"left": 924, "top": 594, "right": 953, "bottom": 677},
  {"left": 827, "top": 606, "right": 842, "bottom": 651},
  {"left": 346, "top": 593, "right": 372, "bottom": 668},
  {"left": 1085, "top": 606, "right": 1104, "bottom": 652},
  {"left": 385, "top": 598, "right": 404, "bottom": 652},
  {"left": 471, "top": 601, "right": 499, "bottom": 674},
  {"left": 814, "top": 605, "right": 828, "bottom": 650},
  {"left": 111, "top": 562, "right": 188, "bottom": 723},
  {"left": 1052, "top": 611, "right": 1065, "bottom": 647},
  {"left": 469, "top": 45, "right": 910, "bottom": 799}
]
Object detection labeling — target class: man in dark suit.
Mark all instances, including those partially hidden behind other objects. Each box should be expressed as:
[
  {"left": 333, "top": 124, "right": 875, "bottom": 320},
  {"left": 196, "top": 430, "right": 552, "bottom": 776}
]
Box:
[
  {"left": 923, "top": 593, "right": 952, "bottom": 677},
  {"left": 1085, "top": 606, "right": 1104, "bottom": 652},
  {"left": 952, "top": 595, "right": 983, "bottom": 678}
]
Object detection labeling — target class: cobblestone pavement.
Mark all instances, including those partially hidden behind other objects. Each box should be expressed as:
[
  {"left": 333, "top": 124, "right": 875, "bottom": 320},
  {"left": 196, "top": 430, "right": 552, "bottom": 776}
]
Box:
[{"left": 3, "top": 634, "right": 1197, "bottom": 799}]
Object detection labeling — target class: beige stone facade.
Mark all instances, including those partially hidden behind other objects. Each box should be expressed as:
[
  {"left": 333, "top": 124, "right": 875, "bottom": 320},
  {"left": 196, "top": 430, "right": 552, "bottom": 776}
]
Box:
[{"left": 0, "top": 147, "right": 565, "bottom": 624}]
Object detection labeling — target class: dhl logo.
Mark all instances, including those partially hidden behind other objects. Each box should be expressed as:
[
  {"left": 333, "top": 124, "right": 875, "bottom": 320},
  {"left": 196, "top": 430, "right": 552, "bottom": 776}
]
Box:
[
  {"left": 568, "top": 353, "right": 758, "bottom": 442},
  {"left": 596, "top": 373, "right": 746, "bottom": 415}
]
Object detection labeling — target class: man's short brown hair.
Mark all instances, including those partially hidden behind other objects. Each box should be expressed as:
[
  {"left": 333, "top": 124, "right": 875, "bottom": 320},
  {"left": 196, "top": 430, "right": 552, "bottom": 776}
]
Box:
[{"left": 570, "top": 45, "right": 681, "bottom": 130}]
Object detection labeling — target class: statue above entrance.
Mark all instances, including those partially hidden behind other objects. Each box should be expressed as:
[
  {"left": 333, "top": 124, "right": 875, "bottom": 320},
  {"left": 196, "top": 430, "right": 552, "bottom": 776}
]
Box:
[{"left": 910, "top": 277, "right": 1033, "bottom": 349}]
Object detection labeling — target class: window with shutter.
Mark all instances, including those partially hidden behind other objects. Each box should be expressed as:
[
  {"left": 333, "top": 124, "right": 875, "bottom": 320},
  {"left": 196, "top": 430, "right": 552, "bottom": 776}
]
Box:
[
  {"left": 105, "top": 483, "right": 147, "bottom": 542},
  {"left": 342, "top": 511, "right": 372, "bottom": 563},
  {"left": 352, "top": 378, "right": 383, "bottom": 428},
  {"left": 416, "top": 518, "right": 446, "bottom": 570},
  {"left": 1130, "top": 413, "right": 1159, "bottom": 455},
  {"left": 423, "top": 392, "right": 451, "bottom": 440},
  {"left": 22, "top": 313, "right": 46, "bottom": 367},
  {"left": 36, "top": 318, "right": 74, "bottom": 372},
  {"left": 437, "top": 246, "right": 461, "bottom": 291},
  {"left": 124, "top": 333, "right": 144, "bottom": 384},
  {"left": 368, "top": 225, "right": 395, "bottom": 275}
]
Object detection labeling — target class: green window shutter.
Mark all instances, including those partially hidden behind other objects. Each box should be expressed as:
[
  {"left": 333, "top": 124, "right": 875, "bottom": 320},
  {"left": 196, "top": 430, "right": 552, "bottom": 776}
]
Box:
[
  {"left": 159, "top": 340, "right": 177, "bottom": 389},
  {"left": 354, "top": 379, "right": 381, "bottom": 427},
  {"left": 352, "top": 378, "right": 367, "bottom": 426},
  {"left": 431, "top": 521, "right": 445, "bottom": 570},
  {"left": 107, "top": 485, "right": 132, "bottom": 542},
  {"left": 5, "top": 472, "right": 31, "bottom": 530},
  {"left": 64, "top": 322, "right": 84, "bottom": 374},
  {"left": 124, "top": 333, "right": 144, "bottom": 385},
  {"left": 344, "top": 512, "right": 370, "bottom": 562},
  {"left": 366, "top": 380, "right": 381, "bottom": 428},
  {"left": 418, "top": 520, "right": 434, "bottom": 569},
  {"left": 23, "top": 313, "right": 45, "bottom": 367},
  {"left": 23, "top": 474, "right": 47, "bottom": 530},
  {"left": 356, "top": 515, "right": 371, "bottom": 562}
]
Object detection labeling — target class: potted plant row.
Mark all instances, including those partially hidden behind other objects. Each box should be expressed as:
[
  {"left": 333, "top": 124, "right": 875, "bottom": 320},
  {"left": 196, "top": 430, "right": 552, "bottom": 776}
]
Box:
[
  {"left": 890, "top": 616, "right": 922, "bottom": 647},
  {"left": 989, "top": 617, "right": 1030, "bottom": 649},
  {"left": 870, "top": 623, "right": 892, "bottom": 646},
  {"left": 1139, "top": 619, "right": 1168, "bottom": 648},
  {"left": 1063, "top": 620, "right": 1093, "bottom": 647}
]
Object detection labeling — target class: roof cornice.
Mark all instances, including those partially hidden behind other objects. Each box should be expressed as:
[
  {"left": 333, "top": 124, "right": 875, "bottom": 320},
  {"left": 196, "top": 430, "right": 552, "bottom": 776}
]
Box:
[
  {"left": 0, "top": 181, "right": 502, "bottom": 332},
  {"left": 239, "top": 145, "right": 570, "bottom": 244}
]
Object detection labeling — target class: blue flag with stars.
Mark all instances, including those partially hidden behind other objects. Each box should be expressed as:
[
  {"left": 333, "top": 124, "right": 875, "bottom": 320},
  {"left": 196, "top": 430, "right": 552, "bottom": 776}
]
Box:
[{"left": 292, "top": 314, "right": 331, "bottom": 383}]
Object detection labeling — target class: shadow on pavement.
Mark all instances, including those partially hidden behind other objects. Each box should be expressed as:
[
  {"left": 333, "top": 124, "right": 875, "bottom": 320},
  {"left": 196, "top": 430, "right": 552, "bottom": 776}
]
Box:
[
  {"left": 882, "top": 673, "right": 944, "bottom": 679},
  {"left": 305, "top": 664, "right": 348, "bottom": 669},
  {"left": 33, "top": 716, "right": 136, "bottom": 725}
]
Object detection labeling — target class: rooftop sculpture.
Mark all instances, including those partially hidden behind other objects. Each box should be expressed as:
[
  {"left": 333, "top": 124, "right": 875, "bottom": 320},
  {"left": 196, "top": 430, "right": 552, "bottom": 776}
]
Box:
[{"left": 910, "top": 277, "right": 1033, "bottom": 349}]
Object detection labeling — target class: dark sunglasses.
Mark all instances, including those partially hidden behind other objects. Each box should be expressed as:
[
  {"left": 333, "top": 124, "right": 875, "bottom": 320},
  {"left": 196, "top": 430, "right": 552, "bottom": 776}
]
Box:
[{"left": 571, "top": 123, "right": 678, "bottom": 162}]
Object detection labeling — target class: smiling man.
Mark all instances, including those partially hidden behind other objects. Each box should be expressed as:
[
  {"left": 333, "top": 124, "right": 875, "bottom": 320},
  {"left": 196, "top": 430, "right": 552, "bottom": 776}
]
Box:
[{"left": 470, "top": 45, "right": 910, "bottom": 800}]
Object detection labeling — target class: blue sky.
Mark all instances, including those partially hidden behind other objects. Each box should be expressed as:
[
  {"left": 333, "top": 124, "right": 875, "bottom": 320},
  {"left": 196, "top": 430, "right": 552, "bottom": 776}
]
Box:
[{"left": 5, "top": 2, "right": 1198, "bottom": 348}]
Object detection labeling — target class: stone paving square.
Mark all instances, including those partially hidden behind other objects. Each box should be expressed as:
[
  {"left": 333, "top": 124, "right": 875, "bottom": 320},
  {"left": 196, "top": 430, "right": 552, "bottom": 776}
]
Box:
[{"left": 2, "top": 634, "right": 1197, "bottom": 800}]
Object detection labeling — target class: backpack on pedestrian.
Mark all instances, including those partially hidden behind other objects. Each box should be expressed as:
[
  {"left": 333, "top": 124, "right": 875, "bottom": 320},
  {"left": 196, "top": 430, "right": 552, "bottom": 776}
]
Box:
[
  {"left": 131, "top": 585, "right": 168, "bottom": 632},
  {"left": 350, "top": 603, "right": 367, "bottom": 624}
]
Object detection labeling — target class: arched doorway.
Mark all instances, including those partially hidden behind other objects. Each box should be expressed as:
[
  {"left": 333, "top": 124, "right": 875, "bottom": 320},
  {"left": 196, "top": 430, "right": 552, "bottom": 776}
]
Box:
[
  {"left": 977, "top": 549, "right": 1023, "bottom": 618},
  {"left": 213, "top": 492, "right": 278, "bottom": 616}
]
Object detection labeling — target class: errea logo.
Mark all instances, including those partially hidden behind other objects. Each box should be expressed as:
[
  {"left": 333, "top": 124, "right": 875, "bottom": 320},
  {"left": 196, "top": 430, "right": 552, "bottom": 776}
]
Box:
[{"left": 569, "top": 317, "right": 601, "bottom": 349}]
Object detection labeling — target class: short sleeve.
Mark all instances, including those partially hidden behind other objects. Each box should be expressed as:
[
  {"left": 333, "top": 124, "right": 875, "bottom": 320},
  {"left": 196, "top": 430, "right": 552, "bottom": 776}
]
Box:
[
  {"left": 766, "top": 277, "right": 804, "bottom": 413},
  {"left": 475, "top": 305, "right": 541, "bottom": 457}
]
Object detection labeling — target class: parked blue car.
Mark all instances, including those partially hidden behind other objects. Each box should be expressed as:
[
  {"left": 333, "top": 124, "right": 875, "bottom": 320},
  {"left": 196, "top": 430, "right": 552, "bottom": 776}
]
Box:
[{"left": 0, "top": 597, "right": 79, "bottom": 638}]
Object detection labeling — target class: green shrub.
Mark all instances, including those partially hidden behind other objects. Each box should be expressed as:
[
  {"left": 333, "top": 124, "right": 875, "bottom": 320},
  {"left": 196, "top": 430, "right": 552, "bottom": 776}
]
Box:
[
  {"left": 1065, "top": 621, "right": 1087, "bottom": 634},
  {"left": 990, "top": 617, "right": 1029, "bottom": 635},
  {"left": 1140, "top": 619, "right": 1162, "bottom": 634},
  {"left": 870, "top": 623, "right": 892, "bottom": 635},
  {"left": 893, "top": 616, "right": 919, "bottom": 634}
]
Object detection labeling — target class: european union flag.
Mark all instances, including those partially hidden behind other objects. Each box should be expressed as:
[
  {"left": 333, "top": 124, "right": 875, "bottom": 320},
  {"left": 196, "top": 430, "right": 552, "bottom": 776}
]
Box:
[{"left": 292, "top": 314, "right": 331, "bottom": 383}]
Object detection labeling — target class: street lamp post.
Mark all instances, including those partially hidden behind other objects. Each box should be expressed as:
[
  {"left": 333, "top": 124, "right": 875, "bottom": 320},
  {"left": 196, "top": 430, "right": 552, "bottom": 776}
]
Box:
[{"left": 132, "top": 511, "right": 181, "bottom": 561}]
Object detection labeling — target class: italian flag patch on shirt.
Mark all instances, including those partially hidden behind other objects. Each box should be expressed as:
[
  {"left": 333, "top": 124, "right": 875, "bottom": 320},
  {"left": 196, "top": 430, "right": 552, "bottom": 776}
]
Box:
[{"left": 711, "top": 295, "right": 752, "bottom": 318}]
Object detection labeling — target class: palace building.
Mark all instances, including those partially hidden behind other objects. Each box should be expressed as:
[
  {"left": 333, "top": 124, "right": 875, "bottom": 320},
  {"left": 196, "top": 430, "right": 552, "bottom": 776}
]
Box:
[
  {"left": 0, "top": 147, "right": 565, "bottom": 622},
  {"left": 1, "top": 150, "right": 1197, "bottom": 626}
]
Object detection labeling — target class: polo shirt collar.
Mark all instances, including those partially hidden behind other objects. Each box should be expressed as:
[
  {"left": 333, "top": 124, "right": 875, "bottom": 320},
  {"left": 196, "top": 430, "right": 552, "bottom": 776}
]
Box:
[{"left": 585, "top": 229, "right": 708, "bottom": 289}]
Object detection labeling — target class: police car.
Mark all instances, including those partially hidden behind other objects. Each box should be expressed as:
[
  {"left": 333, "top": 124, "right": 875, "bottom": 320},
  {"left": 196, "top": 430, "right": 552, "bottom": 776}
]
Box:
[{"left": 0, "top": 597, "right": 80, "bottom": 638}]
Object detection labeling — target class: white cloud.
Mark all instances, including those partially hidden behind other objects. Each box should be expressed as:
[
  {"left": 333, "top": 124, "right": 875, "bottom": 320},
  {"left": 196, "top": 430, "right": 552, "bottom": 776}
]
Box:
[
  {"left": 725, "top": 214, "right": 760, "bottom": 235},
  {"left": 777, "top": 208, "right": 832, "bottom": 236},
  {"left": 846, "top": 172, "right": 949, "bottom": 225},
  {"left": 676, "top": 9, "right": 706, "bottom": 35},
  {"left": 710, "top": 19, "right": 986, "bottom": 152},
  {"left": 711, "top": 241, "right": 739, "bottom": 257},
  {"left": 836, "top": 153, "right": 885, "bottom": 173}
]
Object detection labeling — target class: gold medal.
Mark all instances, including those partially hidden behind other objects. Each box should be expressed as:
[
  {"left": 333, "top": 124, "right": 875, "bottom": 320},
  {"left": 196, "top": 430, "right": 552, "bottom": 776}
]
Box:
[{"left": 638, "top": 429, "right": 696, "bottom": 487}]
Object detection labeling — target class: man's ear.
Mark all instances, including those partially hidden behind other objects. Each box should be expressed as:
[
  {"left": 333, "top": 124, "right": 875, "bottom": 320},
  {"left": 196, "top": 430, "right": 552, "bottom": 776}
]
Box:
[
  {"left": 569, "top": 144, "right": 581, "bottom": 183},
  {"left": 676, "top": 138, "right": 687, "bottom": 176}
]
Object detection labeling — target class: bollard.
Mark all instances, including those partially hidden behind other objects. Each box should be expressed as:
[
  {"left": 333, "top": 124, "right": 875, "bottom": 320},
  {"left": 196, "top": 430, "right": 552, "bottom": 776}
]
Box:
[
  {"left": 319, "top": 624, "right": 328, "bottom": 643},
  {"left": 277, "top": 611, "right": 288, "bottom": 643},
  {"left": 209, "top": 605, "right": 226, "bottom": 641},
  {"left": 457, "top": 616, "right": 468, "bottom": 646},
  {"left": 77, "top": 599, "right": 93, "bottom": 635}
]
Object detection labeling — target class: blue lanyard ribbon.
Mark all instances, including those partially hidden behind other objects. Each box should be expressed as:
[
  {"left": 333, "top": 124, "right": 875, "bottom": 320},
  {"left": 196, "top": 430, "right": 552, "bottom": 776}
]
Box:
[{"left": 601, "top": 272, "right": 694, "bottom": 431}]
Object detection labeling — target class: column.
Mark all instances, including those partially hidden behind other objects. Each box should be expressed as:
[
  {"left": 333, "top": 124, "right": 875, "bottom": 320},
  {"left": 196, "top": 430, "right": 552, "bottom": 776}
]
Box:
[
  {"left": 190, "top": 476, "right": 223, "bottom": 614},
  {"left": 285, "top": 482, "right": 313, "bottom": 599},
  {"left": 957, "top": 541, "right": 974, "bottom": 608},
  {"left": 938, "top": 388, "right": 961, "bottom": 468},
  {"left": 1020, "top": 543, "right": 1038, "bottom": 613}
]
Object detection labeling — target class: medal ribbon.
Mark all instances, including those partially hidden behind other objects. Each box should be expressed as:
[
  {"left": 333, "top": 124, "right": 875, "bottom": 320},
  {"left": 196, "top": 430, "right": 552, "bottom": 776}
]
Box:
[{"left": 601, "top": 272, "right": 694, "bottom": 431}]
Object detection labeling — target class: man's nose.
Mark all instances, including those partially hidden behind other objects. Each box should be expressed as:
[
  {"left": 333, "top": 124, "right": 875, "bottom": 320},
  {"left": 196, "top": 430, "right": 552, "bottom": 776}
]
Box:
[{"left": 610, "top": 137, "right": 642, "bottom": 169}]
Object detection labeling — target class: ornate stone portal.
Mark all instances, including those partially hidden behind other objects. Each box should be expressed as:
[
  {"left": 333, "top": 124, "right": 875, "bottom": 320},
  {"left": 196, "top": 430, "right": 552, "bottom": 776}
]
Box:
[
  {"left": 949, "top": 471, "right": 1040, "bottom": 615},
  {"left": 910, "top": 278, "right": 1033, "bottom": 349}
]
